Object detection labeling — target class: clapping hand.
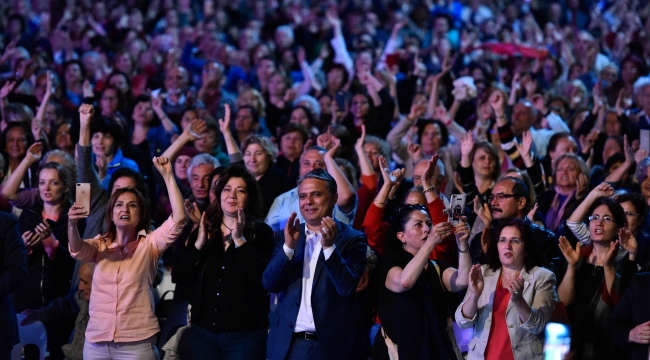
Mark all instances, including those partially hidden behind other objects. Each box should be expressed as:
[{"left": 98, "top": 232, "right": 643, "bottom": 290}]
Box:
[
  {"left": 153, "top": 156, "right": 173, "bottom": 178},
  {"left": 195, "top": 212, "right": 208, "bottom": 250},
  {"left": 378, "top": 155, "right": 396, "bottom": 186},
  {"left": 406, "top": 137, "right": 422, "bottom": 163},
  {"left": 421, "top": 154, "right": 439, "bottom": 189},
  {"left": 284, "top": 212, "right": 301, "bottom": 250},
  {"left": 0, "top": 81, "right": 16, "bottom": 98},
  {"left": 474, "top": 195, "right": 492, "bottom": 228},
  {"left": 618, "top": 228, "right": 637, "bottom": 259},
  {"left": 231, "top": 208, "right": 246, "bottom": 242},
  {"left": 319, "top": 216, "right": 338, "bottom": 249},
  {"left": 184, "top": 200, "right": 201, "bottom": 224},
  {"left": 558, "top": 236, "right": 581, "bottom": 267},
  {"left": 82, "top": 80, "right": 93, "bottom": 98},
  {"left": 507, "top": 276, "right": 525, "bottom": 301},
  {"left": 354, "top": 124, "right": 367, "bottom": 154},
  {"left": 514, "top": 130, "right": 533, "bottom": 161},
  {"left": 468, "top": 264, "right": 484, "bottom": 295}
]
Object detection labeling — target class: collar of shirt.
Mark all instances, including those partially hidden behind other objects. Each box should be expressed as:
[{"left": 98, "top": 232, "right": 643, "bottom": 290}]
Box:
[
  {"left": 107, "top": 148, "right": 125, "bottom": 169},
  {"left": 165, "top": 93, "right": 186, "bottom": 107},
  {"left": 104, "top": 229, "right": 147, "bottom": 255},
  {"left": 304, "top": 227, "right": 322, "bottom": 243}
]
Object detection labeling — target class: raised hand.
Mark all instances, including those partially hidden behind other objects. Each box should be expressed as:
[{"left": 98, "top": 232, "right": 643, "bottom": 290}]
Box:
[
  {"left": 559, "top": 236, "right": 581, "bottom": 267},
  {"left": 82, "top": 80, "right": 93, "bottom": 98},
  {"left": 319, "top": 216, "right": 338, "bottom": 248},
  {"left": 468, "top": 264, "right": 484, "bottom": 295},
  {"left": 316, "top": 128, "right": 333, "bottom": 150},
  {"left": 185, "top": 119, "right": 207, "bottom": 141},
  {"left": 406, "top": 137, "right": 422, "bottom": 163},
  {"left": 151, "top": 93, "right": 164, "bottom": 115},
  {"left": 579, "top": 129, "right": 599, "bottom": 153},
  {"left": 407, "top": 101, "right": 426, "bottom": 122},
  {"left": 433, "top": 104, "right": 451, "bottom": 123},
  {"left": 390, "top": 168, "right": 406, "bottom": 185},
  {"left": 514, "top": 130, "right": 533, "bottom": 160},
  {"left": 421, "top": 154, "right": 440, "bottom": 189},
  {"left": 45, "top": 70, "right": 53, "bottom": 97},
  {"left": 326, "top": 137, "right": 340, "bottom": 158},
  {"left": 460, "top": 132, "right": 474, "bottom": 162},
  {"left": 378, "top": 155, "right": 396, "bottom": 186},
  {"left": 68, "top": 204, "right": 88, "bottom": 225},
  {"left": 590, "top": 182, "right": 614, "bottom": 199},
  {"left": 0, "top": 81, "right": 16, "bottom": 98},
  {"left": 325, "top": 8, "right": 341, "bottom": 28},
  {"left": 218, "top": 104, "right": 232, "bottom": 134},
  {"left": 354, "top": 124, "right": 366, "bottom": 154},
  {"left": 297, "top": 46, "right": 306, "bottom": 64},
  {"left": 26, "top": 142, "right": 43, "bottom": 163},
  {"left": 78, "top": 104, "right": 94, "bottom": 126},
  {"left": 430, "top": 222, "right": 454, "bottom": 246},
  {"left": 618, "top": 228, "right": 637, "bottom": 258},
  {"left": 454, "top": 217, "right": 470, "bottom": 245},
  {"left": 474, "top": 195, "right": 492, "bottom": 228},
  {"left": 284, "top": 212, "right": 301, "bottom": 250},
  {"left": 489, "top": 91, "right": 505, "bottom": 116},
  {"left": 153, "top": 156, "right": 173, "bottom": 177}
]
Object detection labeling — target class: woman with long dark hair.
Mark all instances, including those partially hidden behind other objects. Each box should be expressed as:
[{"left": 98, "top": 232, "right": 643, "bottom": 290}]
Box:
[{"left": 177, "top": 164, "right": 274, "bottom": 359}]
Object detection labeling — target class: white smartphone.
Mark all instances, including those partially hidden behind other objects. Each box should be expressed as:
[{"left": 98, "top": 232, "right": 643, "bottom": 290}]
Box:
[
  {"left": 443, "top": 194, "right": 467, "bottom": 226},
  {"left": 544, "top": 322, "right": 571, "bottom": 360}
]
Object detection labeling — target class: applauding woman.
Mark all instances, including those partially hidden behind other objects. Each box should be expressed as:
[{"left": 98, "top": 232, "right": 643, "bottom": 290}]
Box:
[
  {"left": 373, "top": 205, "right": 471, "bottom": 360},
  {"left": 68, "top": 108, "right": 188, "bottom": 359},
  {"left": 176, "top": 164, "right": 274, "bottom": 359},
  {"left": 558, "top": 195, "right": 638, "bottom": 360},
  {"left": 456, "top": 218, "right": 557, "bottom": 360}
]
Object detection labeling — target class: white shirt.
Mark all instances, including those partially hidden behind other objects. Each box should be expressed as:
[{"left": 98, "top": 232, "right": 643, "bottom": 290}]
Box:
[
  {"left": 266, "top": 187, "right": 357, "bottom": 232},
  {"left": 282, "top": 227, "right": 336, "bottom": 333}
]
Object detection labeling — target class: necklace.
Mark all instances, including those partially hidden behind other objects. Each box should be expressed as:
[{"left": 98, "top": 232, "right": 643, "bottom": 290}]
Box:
[{"left": 222, "top": 221, "right": 234, "bottom": 244}]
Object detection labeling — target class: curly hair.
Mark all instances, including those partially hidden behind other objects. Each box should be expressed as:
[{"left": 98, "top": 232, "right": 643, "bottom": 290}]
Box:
[{"left": 205, "top": 164, "right": 264, "bottom": 243}]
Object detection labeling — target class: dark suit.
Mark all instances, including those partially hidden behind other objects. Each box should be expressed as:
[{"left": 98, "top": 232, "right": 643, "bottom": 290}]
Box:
[
  {"left": 262, "top": 219, "right": 367, "bottom": 360},
  {"left": 607, "top": 272, "right": 650, "bottom": 360},
  {"left": 0, "top": 212, "right": 28, "bottom": 359}
]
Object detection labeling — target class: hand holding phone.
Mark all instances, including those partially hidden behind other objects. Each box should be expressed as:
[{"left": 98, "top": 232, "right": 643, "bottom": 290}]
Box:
[{"left": 76, "top": 183, "right": 91, "bottom": 214}]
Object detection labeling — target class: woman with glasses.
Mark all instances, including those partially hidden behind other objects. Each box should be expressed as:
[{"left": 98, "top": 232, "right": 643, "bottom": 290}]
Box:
[
  {"left": 566, "top": 183, "right": 649, "bottom": 270},
  {"left": 558, "top": 195, "right": 638, "bottom": 360},
  {"left": 455, "top": 218, "right": 557, "bottom": 360},
  {"left": 373, "top": 202, "right": 471, "bottom": 360}
]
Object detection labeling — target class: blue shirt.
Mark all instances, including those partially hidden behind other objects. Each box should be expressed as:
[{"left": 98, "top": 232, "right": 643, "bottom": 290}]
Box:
[
  {"left": 99, "top": 148, "right": 140, "bottom": 190},
  {"left": 265, "top": 187, "right": 357, "bottom": 232}
]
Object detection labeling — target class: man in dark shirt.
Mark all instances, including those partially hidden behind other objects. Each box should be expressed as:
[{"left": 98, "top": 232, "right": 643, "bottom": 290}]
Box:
[{"left": 470, "top": 177, "right": 559, "bottom": 274}]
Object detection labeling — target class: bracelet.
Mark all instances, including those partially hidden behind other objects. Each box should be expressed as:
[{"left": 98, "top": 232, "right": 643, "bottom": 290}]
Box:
[
  {"left": 422, "top": 186, "right": 436, "bottom": 194},
  {"left": 458, "top": 246, "right": 469, "bottom": 253},
  {"left": 373, "top": 200, "right": 388, "bottom": 206}
]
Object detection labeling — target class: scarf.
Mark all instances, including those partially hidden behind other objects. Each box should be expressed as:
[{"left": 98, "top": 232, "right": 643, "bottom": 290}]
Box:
[{"left": 545, "top": 186, "right": 576, "bottom": 231}]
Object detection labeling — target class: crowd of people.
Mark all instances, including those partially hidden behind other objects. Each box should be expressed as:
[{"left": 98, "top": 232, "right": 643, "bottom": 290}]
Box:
[{"left": 1, "top": 0, "right": 650, "bottom": 359}]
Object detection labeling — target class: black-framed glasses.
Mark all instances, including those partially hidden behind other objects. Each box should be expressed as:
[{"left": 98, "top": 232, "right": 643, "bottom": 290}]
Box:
[
  {"left": 487, "top": 194, "right": 519, "bottom": 202},
  {"left": 588, "top": 215, "right": 615, "bottom": 223}
]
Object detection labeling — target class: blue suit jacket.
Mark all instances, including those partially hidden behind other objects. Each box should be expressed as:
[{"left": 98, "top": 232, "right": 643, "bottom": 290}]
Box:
[
  {"left": 262, "top": 219, "right": 367, "bottom": 360},
  {"left": 607, "top": 272, "right": 650, "bottom": 360}
]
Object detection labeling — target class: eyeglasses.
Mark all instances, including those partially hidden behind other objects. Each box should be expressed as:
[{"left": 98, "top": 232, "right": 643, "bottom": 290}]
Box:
[
  {"left": 497, "top": 238, "right": 523, "bottom": 245},
  {"left": 624, "top": 211, "right": 640, "bottom": 217},
  {"left": 487, "top": 194, "right": 518, "bottom": 202},
  {"left": 588, "top": 215, "right": 615, "bottom": 223}
]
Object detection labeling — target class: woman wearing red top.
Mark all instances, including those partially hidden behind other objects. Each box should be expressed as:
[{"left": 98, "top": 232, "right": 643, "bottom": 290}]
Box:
[{"left": 456, "top": 218, "right": 557, "bottom": 360}]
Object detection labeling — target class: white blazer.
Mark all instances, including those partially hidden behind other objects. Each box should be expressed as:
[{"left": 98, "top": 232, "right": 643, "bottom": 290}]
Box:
[{"left": 454, "top": 265, "right": 557, "bottom": 360}]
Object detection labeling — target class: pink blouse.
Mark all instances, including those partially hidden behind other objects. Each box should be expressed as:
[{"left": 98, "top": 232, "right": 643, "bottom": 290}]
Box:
[{"left": 69, "top": 216, "right": 185, "bottom": 343}]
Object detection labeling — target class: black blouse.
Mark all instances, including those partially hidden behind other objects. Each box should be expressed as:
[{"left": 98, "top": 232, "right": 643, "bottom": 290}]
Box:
[
  {"left": 374, "top": 250, "right": 456, "bottom": 360},
  {"left": 176, "top": 221, "right": 274, "bottom": 333}
]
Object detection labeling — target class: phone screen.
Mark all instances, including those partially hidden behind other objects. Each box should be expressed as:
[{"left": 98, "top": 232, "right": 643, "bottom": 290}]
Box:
[
  {"left": 335, "top": 91, "right": 348, "bottom": 110},
  {"left": 544, "top": 322, "right": 570, "bottom": 360},
  {"left": 640, "top": 130, "right": 650, "bottom": 154}
]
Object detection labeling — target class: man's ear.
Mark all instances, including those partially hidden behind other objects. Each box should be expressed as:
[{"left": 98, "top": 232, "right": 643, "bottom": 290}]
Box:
[{"left": 518, "top": 197, "right": 527, "bottom": 212}]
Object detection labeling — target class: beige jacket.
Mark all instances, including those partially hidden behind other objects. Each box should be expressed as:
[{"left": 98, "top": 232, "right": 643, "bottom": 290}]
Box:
[{"left": 454, "top": 265, "right": 557, "bottom": 360}]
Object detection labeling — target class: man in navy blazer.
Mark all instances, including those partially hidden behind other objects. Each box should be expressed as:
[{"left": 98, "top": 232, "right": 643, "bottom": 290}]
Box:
[
  {"left": 607, "top": 272, "right": 650, "bottom": 360},
  {"left": 262, "top": 169, "right": 368, "bottom": 360}
]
